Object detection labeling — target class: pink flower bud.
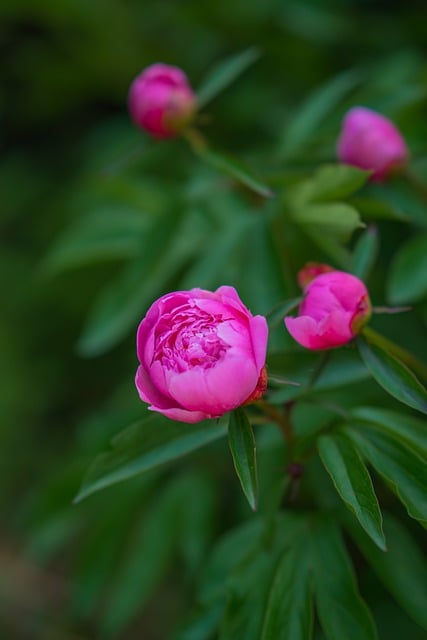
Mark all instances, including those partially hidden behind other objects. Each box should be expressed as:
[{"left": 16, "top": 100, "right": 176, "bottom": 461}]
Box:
[
  {"left": 337, "top": 106, "right": 408, "bottom": 182},
  {"left": 128, "top": 63, "right": 197, "bottom": 139},
  {"left": 135, "top": 286, "right": 268, "bottom": 423},
  {"left": 297, "top": 262, "right": 335, "bottom": 290},
  {"left": 284, "top": 270, "right": 371, "bottom": 350}
]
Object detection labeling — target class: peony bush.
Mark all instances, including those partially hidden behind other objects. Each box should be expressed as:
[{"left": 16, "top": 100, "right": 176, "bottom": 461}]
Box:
[{"left": 37, "top": 46, "right": 427, "bottom": 640}]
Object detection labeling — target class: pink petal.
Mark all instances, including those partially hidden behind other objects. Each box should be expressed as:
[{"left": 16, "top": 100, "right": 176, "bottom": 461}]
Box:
[
  {"left": 249, "top": 315, "right": 269, "bottom": 372},
  {"left": 148, "top": 405, "right": 209, "bottom": 424},
  {"left": 135, "top": 365, "right": 176, "bottom": 410},
  {"left": 166, "top": 352, "right": 259, "bottom": 415}
]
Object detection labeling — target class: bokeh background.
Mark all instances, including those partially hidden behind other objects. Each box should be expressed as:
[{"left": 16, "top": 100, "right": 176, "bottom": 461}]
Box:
[{"left": 2, "top": 1, "right": 427, "bottom": 638}]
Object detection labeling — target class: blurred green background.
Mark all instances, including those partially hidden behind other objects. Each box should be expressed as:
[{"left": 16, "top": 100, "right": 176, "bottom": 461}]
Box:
[{"left": 1, "top": 1, "right": 427, "bottom": 638}]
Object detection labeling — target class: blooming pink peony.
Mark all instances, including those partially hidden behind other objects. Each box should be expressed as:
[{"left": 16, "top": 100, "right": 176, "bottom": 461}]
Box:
[
  {"left": 135, "top": 286, "right": 268, "bottom": 423},
  {"left": 337, "top": 106, "right": 408, "bottom": 181},
  {"left": 128, "top": 63, "right": 196, "bottom": 139},
  {"left": 285, "top": 270, "right": 371, "bottom": 350}
]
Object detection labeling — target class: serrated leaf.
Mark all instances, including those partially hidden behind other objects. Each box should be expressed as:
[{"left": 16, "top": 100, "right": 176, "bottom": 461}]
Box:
[
  {"left": 228, "top": 408, "right": 258, "bottom": 511},
  {"left": 310, "top": 518, "right": 378, "bottom": 640},
  {"left": 74, "top": 413, "right": 227, "bottom": 502},
  {"left": 349, "top": 406, "right": 427, "bottom": 457},
  {"left": 260, "top": 541, "right": 313, "bottom": 640},
  {"left": 279, "top": 69, "right": 361, "bottom": 159},
  {"left": 357, "top": 336, "right": 427, "bottom": 415},
  {"left": 387, "top": 232, "right": 427, "bottom": 304},
  {"left": 351, "top": 226, "right": 378, "bottom": 280},
  {"left": 197, "top": 47, "right": 260, "bottom": 109},
  {"left": 345, "top": 511, "right": 427, "bottom": 631},
  {"left": 345, "top": 426, "right": 427, "bottom": 526},
  {"left": 196, "top": 147, "right": 273, "bottom": 198},
  {"left": 318, "top": 432, "right": 385, "bottom": 550}
]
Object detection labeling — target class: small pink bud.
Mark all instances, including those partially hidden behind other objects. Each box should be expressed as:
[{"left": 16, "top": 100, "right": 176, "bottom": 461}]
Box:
[
  {"left": 284, "top": 270, "right": 371, "bottom": 350},
  {"left": 337, "top": 106, "right": 408, "bottom": 182},
  {"left": 297, "top": 262, "right": 335, "bottom": 290},
  {"left": 128, "top": 63, "right": 197, "bottom": 139}
]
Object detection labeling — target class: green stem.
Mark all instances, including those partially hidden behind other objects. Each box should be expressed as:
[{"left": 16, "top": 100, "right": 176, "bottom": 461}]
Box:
[
  {"left": 362, "top": 326, "right": 427, "bottom": 383},
  {"left": 269, "top": 214, "right": 298, "bottom": 297},
  {"left": 306, "top": 351, "right": 331, "bottom": 391},
  {"left": 255, "top": 398, "right": 293, "bottom": 448}
]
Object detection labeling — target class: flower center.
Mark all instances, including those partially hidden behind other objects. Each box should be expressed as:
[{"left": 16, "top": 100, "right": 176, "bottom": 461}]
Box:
[{"left": 153, "top": 304, "right": 230, "bottom": 372}]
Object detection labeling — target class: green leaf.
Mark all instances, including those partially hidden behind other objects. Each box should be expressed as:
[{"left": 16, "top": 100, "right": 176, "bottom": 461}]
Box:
[
  {"left": 387, "top": 232, "right": 427, "bottom": 304},
  {"left": 310, "top": 518, "right": 378, "bottom": 640},
  {"left": 279, "top": 69, "right": 360, "bottom": 158},
  {"left": 345, "top": 426, "right": 427, "bottom": 526},
  {"left": 77, "top": 208, "right": 205, "bottom": 356},
  {"left": 318, "top": 432, "right": 386, "bottom": 550},
  {"left": 349, "top": 195, "right": 411, "bottom": 222},
  {"left": 292, "top": 202, "right": 364, "bottom": 242},
  {"left": 294, "top": 164, "right": 370, "bottom": 204},
  {"left": 197, "top": 47, "right": 260, "bottom": 109},
  {"left": 200, "top": 517, "right": 265, "bottom": 605},
  {"left": 260, "top": 541, "right": 313, "bottom": 640},
  {"left": 351, "top": 226, "right": 378, "bottom": 280},
  {"left": 219, "top": 546, "right": 277, "bottom": 640},
  {"left": 349, "top": 406, "right": 427, "bottom": 457},
  {"left": 74, "top": 413, "right": 228, "bottom": 502},
  {"left": 357, "top": 336, "right": 427, "bottom": 415},
  {"left": 228, "top": 408, "right": 258, "bottom": 511},
  {"left": 345, "top": 511, "right": 427, "bottom": 631},
  {"left": 196, "top": 147, "right": 273, "bottom": 198},
  {"left": 42, "top": 207, "right": 149, "bottom": 272},
  {"left": 100, "top": 476, "right": 189, "bottom": 636}
]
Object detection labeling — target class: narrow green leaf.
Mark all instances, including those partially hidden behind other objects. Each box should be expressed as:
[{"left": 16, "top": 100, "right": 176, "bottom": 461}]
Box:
[
  {"left": 345, "top": 426, "right": 427, "bottom": 526},
  {"left": 345, "top": 511, "right": 427, "bottom": 631},
  {"left": 387, "top": 232, "right": 427, "bottom": 303},
  {"left": 74, "top": 413, "right": 227, "bottom": 502},
  {"left": 351, "top": 226, "right": 378, "bottom": 280},
  {"left": 310, "top": 518, "right": 378, "bottom": 640},
  {"left": 279, "top": 69, "right": 360, "bottom": 158},
  {"left": 196, "top": 147, "right": 273, "bottom": 198},
  {"left": 357, "top": 336, "right": 427, "bottom": 415},
  {"left": 228, "top": 408, "right": 258, "bottom": 511},
  {"left": 349, "top": 406, "right": 427, "bottom": 457},
  {"left": 260, "top": 541, "right": 313, "bottom": 640},
  {"left": 197, "top": 47, "right": 260, "bottom": 109},
  {"left": 318, "top": 433, "right": 385, "bottom": 550}
]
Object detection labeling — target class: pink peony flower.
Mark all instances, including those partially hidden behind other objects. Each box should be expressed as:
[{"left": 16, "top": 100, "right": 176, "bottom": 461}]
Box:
[
  {"left": 284, "top": 270, "right": 371, "bottom": 350},
  {"left": 135, "top": 286, "right": 268, "bottom": 423},
  {"left": 337, "top": 106, "right": 408, "bottom": 182},
  {"left": 128, "top": 63, "right": 197, "bottom": 139}
]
